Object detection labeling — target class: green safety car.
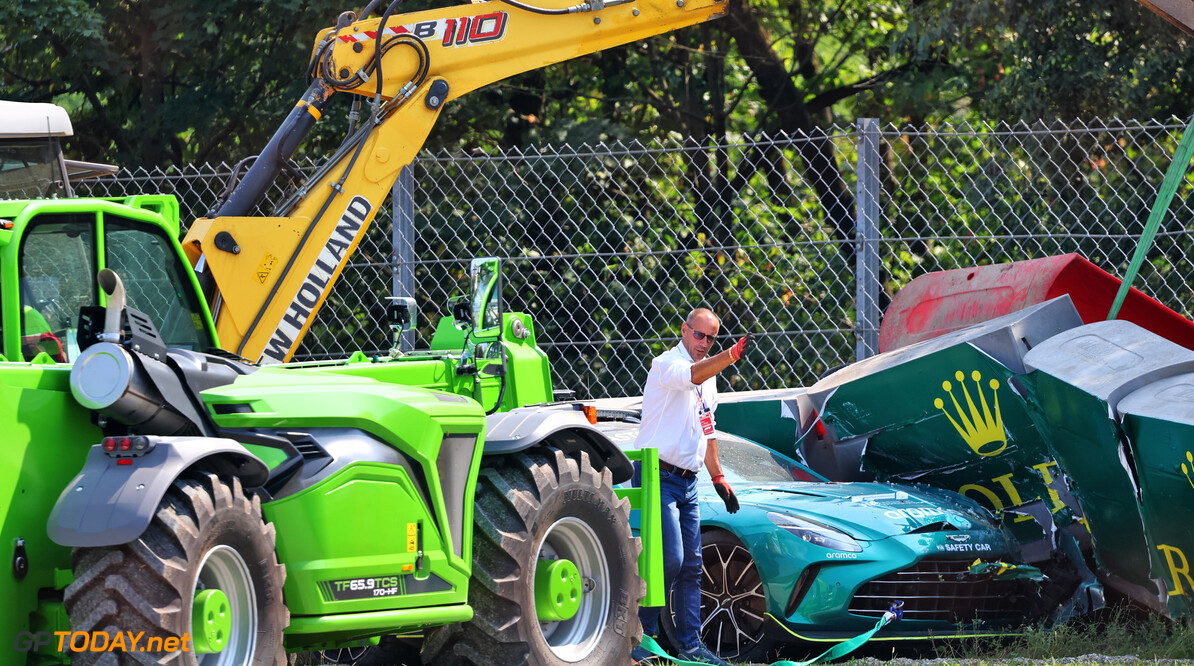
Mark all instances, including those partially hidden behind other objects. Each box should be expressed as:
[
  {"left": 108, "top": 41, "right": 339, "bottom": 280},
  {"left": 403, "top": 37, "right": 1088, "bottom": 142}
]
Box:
[{"left": 598, "top": 418, "right": 1041, "bottom": 663}]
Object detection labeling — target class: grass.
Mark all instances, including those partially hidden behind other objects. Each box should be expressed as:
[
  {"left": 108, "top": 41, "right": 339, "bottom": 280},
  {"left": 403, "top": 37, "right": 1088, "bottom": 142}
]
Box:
[
  {"left": 912, "top": 607, "right": 1194, "bottom": 662},
  {"left": 295, "top": 605, "right": 1194, "bottom": 665}
]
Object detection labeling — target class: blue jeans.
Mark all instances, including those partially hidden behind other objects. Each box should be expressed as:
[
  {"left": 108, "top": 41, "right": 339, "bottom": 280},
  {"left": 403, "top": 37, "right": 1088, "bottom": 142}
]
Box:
[{"left": 637, "top": 463, "right": 703, "bottom": 652}]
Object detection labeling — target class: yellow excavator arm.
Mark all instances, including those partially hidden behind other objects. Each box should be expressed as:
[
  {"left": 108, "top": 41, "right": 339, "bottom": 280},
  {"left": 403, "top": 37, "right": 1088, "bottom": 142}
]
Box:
[{"left": 182, "top": 0, "right": 724, "bottom": 364}]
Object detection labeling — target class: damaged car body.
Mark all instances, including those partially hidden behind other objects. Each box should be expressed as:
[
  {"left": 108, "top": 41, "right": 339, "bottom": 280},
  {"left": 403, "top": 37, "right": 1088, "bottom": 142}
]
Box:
[{"left": 717, "top": 259, "right": 1194, "bottom": 622}]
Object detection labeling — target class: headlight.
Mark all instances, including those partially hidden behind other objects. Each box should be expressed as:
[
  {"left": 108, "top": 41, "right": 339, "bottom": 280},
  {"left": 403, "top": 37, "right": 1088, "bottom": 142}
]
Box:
[{"left": 768, "top": 512, "right": 862, "bottom": 552}]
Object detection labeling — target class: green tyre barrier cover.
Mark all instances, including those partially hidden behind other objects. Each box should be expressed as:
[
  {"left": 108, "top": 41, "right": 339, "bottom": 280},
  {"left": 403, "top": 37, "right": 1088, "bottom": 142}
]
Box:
[
  {"left": 1020, "top": 319, "right": 1194, "bottom": 616},
  {"left": 798, "top": 297, "right": 1087, "bottom": 551},
  {"left": 1118, "top": 373, "right": 1194, "bottom": 619},
  {"left": 421, "top": 447, "right": 642, "bottom": 665},
  {"left": 64, "top": 470, "right": 287, "bottom": 666}
]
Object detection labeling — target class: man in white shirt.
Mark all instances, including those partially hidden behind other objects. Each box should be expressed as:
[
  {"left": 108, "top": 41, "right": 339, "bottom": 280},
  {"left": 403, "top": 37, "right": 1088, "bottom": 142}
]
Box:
[{"left": 630, "top": 308, "right": 748, "bottom": 665}]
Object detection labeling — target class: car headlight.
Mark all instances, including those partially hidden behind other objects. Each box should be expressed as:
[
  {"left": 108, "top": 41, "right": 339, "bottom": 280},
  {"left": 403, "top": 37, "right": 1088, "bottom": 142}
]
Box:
[{"left": 767, "top": 512, "right": 862, "bottom": 552}]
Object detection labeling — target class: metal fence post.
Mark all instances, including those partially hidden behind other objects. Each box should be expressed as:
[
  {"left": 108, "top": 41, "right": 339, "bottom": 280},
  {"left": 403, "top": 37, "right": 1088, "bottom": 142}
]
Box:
[
  {"left": 392, "top": 166, "right": 417, "bottom": 351},
  {"left": 855, "top": 118, "right": 881, "bottom": 360}
]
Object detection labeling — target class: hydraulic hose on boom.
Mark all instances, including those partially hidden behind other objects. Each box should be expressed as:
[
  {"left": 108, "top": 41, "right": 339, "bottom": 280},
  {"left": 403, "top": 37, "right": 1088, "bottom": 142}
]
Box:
[{"left": 182, "top": 0, "right": 724, "bottom": 364}]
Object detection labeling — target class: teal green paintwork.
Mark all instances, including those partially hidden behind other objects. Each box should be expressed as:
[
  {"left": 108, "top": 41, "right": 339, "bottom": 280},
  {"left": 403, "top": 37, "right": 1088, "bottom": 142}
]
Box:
[
  {"left": 704, "top": 482, "right": 1024, "bottom": 638},
  {"left": 609, "top": 419, "right": 1030, "bottom": 643},
  {"left": 713, "top": 393, "right": 800, "bottom": 459}
]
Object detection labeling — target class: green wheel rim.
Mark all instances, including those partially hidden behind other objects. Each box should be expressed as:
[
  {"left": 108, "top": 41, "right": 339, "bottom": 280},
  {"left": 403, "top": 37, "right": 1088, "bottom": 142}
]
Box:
[
  {"left": 535, "top": 558, "right": 582, "bottom": 622},
  {"left": 192, "top": 588, "right": 232, "bottom": 654}
]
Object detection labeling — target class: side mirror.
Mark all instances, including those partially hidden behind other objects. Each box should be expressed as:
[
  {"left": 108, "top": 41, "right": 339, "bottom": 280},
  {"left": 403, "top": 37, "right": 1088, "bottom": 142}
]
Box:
[
  {"left": 469, "top": 257, "right": 502, "bottom": 337},
  {"left": 386, "top": 297, "right": 418, "bottom": 332},
  {"left": 449, "top": 295, "right": 472, "bottom": 331}
]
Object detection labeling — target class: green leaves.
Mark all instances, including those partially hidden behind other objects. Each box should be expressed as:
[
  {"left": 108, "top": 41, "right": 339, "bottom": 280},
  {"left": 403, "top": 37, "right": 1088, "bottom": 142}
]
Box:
[{"left": 0, "top": 0, "right": 341, "bottom": 166}]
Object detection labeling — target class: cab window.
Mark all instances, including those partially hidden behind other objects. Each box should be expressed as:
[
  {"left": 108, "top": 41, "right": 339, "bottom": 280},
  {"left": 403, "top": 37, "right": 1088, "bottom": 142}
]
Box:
[
  {"left": 104, "top": 218, "right": 208, "bottom": 350},
  {"left": 18, "top": 216, "right": 96, "bottom": 361},
  {"left": 0, "top": 139, "right": 68, "bottom": 199}
]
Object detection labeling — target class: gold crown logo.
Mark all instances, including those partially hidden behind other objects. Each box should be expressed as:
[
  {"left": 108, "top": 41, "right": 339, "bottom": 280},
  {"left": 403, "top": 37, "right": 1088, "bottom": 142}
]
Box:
[
  {"left": 1182, "top": 450, "right": 1194, "bottom": 491},
  {"left": 933, "top": 370, "right": 1008, "bottom": 457}
]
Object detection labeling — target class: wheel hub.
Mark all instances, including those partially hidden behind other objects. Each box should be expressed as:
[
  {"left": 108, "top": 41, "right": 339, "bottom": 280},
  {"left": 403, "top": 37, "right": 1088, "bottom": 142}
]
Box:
[
  {"left": 192, "top": 589, "right": 231, "bottom": 654},
  {"left": 535, "top": 558, "right": 583, "bottom": 621}
]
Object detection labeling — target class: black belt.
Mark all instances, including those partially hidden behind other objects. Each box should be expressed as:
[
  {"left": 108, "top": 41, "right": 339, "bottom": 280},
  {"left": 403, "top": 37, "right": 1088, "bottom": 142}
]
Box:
[{"left": 659, "top": 461, "right": 697, "bottom": 478}]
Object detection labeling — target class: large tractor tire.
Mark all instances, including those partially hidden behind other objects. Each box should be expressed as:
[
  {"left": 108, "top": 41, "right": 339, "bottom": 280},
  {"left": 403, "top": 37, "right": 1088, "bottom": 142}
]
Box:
[
  {"left": 64, "top": 471, "right": 287, "bottom": 666},
  {"left": 422, "top": 448, "right": 643, "bottom": 665}
]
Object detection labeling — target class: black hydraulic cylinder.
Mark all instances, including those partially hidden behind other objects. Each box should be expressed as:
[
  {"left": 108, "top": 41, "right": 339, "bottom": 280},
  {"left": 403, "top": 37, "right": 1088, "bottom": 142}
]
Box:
[{"left": 215, "top": 79, "right": 335, "bottom": 218}]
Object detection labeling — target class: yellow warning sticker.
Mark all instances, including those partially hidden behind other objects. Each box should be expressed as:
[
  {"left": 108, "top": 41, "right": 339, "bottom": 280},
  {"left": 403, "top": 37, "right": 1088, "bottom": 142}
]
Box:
[
  {"left": 256, "top": 253, "right": 278, "bottom": 285},
  {"left": 406, "top": 523, "right": 417, "bottom": 552}
]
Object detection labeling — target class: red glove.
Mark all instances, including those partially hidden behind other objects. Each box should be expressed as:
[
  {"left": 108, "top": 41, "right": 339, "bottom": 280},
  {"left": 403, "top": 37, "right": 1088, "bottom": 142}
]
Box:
[
  {"left": 728, "top": 334, "right": 751, "bottom": 362},
  {"left": 711, "top": 474, "right": 739, "bottom": 513}
]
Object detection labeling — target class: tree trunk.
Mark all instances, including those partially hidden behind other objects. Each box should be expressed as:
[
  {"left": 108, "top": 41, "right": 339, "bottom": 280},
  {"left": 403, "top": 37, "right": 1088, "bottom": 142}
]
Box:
[
  {"left": 137, "top": 0, "right": 165, "bottom": 167},
  {"left": 721, "top": 0, "right": 856, "bottom": 246}
]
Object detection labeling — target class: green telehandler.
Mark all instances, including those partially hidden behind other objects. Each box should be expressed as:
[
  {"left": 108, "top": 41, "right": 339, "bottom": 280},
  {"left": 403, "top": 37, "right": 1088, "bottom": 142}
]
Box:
[{"left": 0, "top": 114, "right": 658, "bottom": 665}]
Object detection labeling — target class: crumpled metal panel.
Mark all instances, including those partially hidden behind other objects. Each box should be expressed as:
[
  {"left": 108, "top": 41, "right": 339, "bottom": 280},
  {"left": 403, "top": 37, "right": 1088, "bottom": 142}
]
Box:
[
  {"left": 799, "top": 297, "right": 1085, "bottom": 549},
  {"left": 1020, "top": 320, "right": 1194, "bottom": 616},
  {"left": 1115, "top": 373, "right": 1194, "bottom": 618}
]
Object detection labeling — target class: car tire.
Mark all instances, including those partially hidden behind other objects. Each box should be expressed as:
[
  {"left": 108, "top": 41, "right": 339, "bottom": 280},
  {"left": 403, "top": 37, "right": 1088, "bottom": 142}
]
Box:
[
  {"left": 661, "top": 528, "right": 776, "bottom": 663},
  {"left": 64, "top": 471, "right": 287, "bottom": 666},
  {"left": 421, "top": 448, "right": 643, "bottom": 665}
]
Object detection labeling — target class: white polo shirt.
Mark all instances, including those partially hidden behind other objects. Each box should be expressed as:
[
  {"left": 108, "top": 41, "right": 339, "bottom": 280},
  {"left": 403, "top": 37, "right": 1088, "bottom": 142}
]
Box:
[{"left": 634, "top": 343, "right": 718, "bottom": 473}]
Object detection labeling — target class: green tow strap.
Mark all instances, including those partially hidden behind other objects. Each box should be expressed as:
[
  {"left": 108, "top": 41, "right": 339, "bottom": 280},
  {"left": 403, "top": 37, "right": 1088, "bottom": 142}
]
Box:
[
  {"left": 1107, "top": 114, "right": 1194, "bottom": 320},
  {"left": 638, "top": 611, "right": 894, "bottom": 666}
]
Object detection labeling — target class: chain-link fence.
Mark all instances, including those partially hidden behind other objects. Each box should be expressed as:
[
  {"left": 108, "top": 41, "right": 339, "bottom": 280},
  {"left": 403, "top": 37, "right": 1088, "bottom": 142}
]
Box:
[{"left": 78, "top": 117, "right": 1194, "bottom": 399}]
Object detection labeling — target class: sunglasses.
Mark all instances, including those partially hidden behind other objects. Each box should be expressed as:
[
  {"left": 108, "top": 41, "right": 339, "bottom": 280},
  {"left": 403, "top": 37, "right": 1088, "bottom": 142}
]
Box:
[{"left": 689, "top": 327, "right": 717, "bottom": 342}]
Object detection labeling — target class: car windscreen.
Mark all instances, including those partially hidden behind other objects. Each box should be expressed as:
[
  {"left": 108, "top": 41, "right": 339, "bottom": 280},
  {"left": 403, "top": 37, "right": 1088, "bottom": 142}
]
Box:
[{"left": 710, "top": 437, "right": 826, "bottom": 485}]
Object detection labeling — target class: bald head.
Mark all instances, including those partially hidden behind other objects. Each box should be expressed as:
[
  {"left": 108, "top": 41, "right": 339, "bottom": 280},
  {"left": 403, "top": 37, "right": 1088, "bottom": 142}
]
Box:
[{"left": 681, "top": 308, "right": 720, "bottom": 360}]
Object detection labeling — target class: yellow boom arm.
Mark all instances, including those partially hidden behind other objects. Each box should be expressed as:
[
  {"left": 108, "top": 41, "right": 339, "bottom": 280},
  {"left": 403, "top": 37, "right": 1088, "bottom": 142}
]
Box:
[{"left": 182, "top": 0, "right": 724, "bottom": 364}]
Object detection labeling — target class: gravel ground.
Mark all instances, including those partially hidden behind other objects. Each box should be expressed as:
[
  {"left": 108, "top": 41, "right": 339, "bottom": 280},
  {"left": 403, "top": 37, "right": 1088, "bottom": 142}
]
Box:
[
  {"left": 299, "top": 653, "right": 1194, "bottom": 665},
  {"left": 833, "top": 658, "right": 1193, "bottom": 666}
]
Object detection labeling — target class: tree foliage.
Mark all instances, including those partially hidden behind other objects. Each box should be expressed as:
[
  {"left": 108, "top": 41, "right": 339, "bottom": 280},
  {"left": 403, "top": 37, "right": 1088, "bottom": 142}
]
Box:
[
  {"left": 0, "top": 0, "right": 349, "bottom": 166},
  {"left": 5, "top": 0, "right": 1192, "bottom": 164},
  {"left": 900, "top": 0, "right": 1194, "bottom": 122},
  {"left": 11, "top": 0, "right": 1194, "bottom": 393}
]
